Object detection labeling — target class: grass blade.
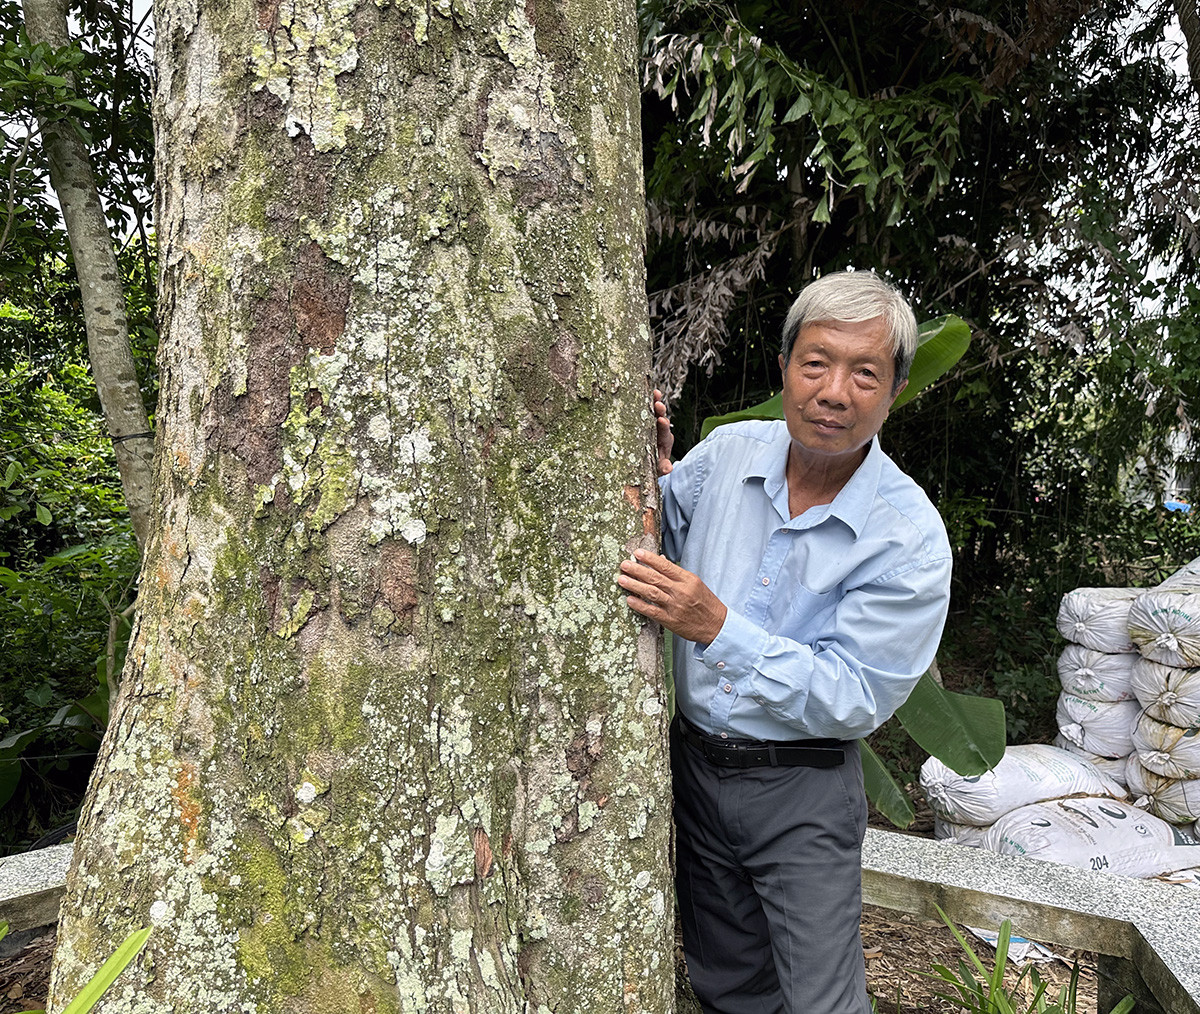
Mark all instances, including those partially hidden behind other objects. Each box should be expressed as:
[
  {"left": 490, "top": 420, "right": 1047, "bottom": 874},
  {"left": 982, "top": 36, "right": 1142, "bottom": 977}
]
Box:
[{"left": 60, "top": 927, "right": 151, "bottom": 1014}]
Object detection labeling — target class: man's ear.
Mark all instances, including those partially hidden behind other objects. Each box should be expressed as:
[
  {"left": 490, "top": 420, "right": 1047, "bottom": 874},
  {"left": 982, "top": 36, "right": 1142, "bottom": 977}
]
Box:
[
  {"left": 888, "top": 378, "right": 909, "bottom": 408},
  {"left": 778, "top": 352, "right": 786, "bottom": 375}
]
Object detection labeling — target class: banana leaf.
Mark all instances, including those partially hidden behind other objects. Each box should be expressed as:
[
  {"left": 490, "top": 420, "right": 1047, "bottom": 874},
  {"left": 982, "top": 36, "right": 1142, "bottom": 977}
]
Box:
[
  {"left": 859, "top": 740, "right": 915, "bottom": 828},
  {"left": 895, "top": 673, "right": 1005, "bottom": 777}
]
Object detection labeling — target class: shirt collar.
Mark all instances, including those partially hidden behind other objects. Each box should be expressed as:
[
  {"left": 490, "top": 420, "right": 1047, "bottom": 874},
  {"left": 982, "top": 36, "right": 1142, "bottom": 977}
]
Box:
[{"left": 745, "top": 426, "right": 885, "bottom": 539}]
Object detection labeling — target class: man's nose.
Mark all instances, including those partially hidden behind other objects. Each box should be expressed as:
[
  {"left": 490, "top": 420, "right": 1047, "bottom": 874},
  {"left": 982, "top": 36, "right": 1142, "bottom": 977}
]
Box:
[{"left": 817, "top": 368, "right": 852, "bottom": 406}]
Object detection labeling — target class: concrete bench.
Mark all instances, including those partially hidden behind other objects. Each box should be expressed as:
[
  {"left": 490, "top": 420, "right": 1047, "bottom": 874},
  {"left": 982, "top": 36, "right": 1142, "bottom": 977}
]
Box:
[
  {"left": 4, "top": 834, "right": 1198, "bottom": 1011},
  {"left": 864, "top": 828, "right": 1200, "bottom": 1014},
  {"left": 0, "top": 843, "right": 73, "bottom": 957}
]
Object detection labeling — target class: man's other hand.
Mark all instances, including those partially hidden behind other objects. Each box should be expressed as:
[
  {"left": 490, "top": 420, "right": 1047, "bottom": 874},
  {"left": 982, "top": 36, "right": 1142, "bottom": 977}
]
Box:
[
  {"left": 618, "top": 549, "right": 727, "bottom": 644},
  {"left": 654, "top": 388, "right": 674, "bottom": 476}
]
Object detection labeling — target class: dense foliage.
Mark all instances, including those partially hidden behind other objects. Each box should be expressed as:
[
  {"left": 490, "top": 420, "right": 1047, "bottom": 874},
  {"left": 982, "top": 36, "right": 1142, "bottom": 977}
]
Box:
[{"left": 0, "top": 328, "right": 138, "bottom": 851}]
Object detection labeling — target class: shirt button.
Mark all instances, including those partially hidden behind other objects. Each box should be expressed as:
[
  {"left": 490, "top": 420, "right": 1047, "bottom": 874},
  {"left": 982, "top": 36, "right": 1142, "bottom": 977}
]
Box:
[
  {"left": 762, "top": 577, "right": 770, "bottom": 586},
  {"left": 723, "top": 683, "right": 732, "bottom": 693},
  {"left": 716, "top": 661, "right": 726, "bottom": 670}
]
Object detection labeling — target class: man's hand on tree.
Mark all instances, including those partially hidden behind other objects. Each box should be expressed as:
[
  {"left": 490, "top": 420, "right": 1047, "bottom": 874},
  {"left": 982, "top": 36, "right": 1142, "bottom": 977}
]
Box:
[
  {"left": 618, "top": 549, "right": 727, "bottom": 644},
  {"left": 654, "top": 388, "right": 673, "bottom": 476}
]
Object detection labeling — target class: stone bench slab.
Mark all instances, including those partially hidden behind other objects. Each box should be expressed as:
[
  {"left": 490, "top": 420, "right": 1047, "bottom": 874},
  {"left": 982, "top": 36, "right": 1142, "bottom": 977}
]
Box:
[{"left": 863, "top": 828, "right": 1200, "bottom": 1014}]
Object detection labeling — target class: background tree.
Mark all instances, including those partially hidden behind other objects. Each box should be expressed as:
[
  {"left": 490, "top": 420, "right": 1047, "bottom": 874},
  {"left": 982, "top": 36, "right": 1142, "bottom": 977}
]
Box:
[
  {"left": 48, "top": 0, "right": 673, "bottom": 1010},
  {"left": 1178, "top": 0, "right": 1200, "bottom": 92},
  {"left": 9, "top": 0, "right": 154, "bottom": 548}
]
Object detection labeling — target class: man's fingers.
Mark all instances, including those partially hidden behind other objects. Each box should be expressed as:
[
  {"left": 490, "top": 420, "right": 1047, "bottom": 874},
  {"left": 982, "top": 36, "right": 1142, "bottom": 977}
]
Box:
[
  {"left": 632, "top": 549, "right": 682, "bottom": 577},
  {"left": 618, "top": 568, "right": 670, "bottom": 604}
]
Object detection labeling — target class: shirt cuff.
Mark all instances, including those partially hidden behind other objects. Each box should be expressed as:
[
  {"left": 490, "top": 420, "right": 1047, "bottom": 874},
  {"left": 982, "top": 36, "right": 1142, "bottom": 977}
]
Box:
[{"left": 698, "top": 608, "right": 768, "bottom": 677}]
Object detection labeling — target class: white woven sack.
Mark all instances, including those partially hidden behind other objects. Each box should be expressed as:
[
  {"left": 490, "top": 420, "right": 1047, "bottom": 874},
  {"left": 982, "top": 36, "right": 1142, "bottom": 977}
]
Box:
[
  {"left": 1057, "top": 644, "right": 1137, "bottom": 702},
  {"left": 1055, "top": 693, "right": 1139, "bottom": 758},
  {"left": 1052, "top": 734, "right": 1128, "bottom": 787},
  {"left": 1056, "top": 587, "right": 1141, "bottom": 653},
  {"left": 932, "top": 815, "right": 988, "bottom": 848},
  {"left": 1128, "top": 588, "right": 1200, "bottom": 667},
  {"left": 1157, "top": 556, "right": 1200, "bottom": 590},
  {"left": 1125, "top": 754, "right": 1200, "bottom": 824},
  {"left": 1132, "top": 712, "right": 1200, "bottom": 779},
  {"left": 982, "top": 796, "right": 1200, "bottom": 877},
  {"left": 1130, "top": 656, "right": 1200, "bottom": 727},
  {"left": 919, "top": 743, "right": 1124, "bottom": 827}
]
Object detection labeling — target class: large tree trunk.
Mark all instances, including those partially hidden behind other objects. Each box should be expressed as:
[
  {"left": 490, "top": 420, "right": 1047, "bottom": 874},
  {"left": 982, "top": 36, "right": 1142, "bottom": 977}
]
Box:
[
  {"left": 47, "top": 0, "right": 671, "bottom": 1009},
  {"left": 20, "top": 0, "right": 155, "bottom": 551}
]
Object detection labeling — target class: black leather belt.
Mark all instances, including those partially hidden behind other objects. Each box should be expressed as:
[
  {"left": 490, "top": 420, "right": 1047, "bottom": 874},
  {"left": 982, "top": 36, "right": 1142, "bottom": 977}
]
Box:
[{"left": 678, "top": 716, "right": 847, "bottom": 768}]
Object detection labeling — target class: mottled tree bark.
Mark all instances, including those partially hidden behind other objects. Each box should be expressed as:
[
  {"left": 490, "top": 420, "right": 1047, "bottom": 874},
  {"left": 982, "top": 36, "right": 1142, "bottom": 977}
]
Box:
[
  {"left": 20, "top": 0, "right": 155, "bottom": 551},
  {"left": 47, "top": 0, "right": 670, "bottom": 1009},
  {"left": 1178, "top": 0, "right": 1200, "bottom": 97}
]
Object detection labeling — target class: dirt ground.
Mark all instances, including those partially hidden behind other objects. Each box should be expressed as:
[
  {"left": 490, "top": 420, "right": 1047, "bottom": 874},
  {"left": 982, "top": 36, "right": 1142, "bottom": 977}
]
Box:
[
  {"left": 0, "top": 930, "right": 52, "bottom": 1014},
  {"left": 861, "top": 904, "right": 1099, "bottom": 1013},
  {"left": 2, "top": 910, "right": 1099, "bottom": 1014}
]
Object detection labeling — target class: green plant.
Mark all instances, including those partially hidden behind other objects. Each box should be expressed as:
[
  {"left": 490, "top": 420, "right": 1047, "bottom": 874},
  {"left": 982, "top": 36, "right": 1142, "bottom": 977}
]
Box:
[
  {"left": 0, "top": 352, "right": 139, "bottom": 852},
  {"left": 0, "top": 919, "right": 151, "bottom": 1014},
  {"left": 0, "top": 536, "right": 135, "bottom": 839},
  {"left": 925, "top": 907, "right": 1134, "bottom": 1014}
]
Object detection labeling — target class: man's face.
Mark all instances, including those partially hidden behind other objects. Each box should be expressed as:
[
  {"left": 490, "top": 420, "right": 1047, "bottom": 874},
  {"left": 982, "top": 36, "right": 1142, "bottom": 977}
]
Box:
[{"left": 777, "top": 317, "right": 907, "bottom": 468}]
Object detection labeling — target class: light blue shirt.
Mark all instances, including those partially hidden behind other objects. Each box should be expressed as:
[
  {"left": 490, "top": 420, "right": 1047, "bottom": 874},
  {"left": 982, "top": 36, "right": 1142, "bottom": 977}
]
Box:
[{"left": 661, "top": 419, "right": 952, "bottom": 742}]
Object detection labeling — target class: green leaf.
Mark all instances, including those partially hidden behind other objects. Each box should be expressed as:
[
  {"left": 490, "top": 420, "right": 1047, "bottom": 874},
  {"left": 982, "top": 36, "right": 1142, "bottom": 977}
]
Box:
[
  {"left": 0, "top": 726, "right": 43, "bottom": 757},
  {"left": 700, "top": 391, "right": 782, "bottom": 439},
  {"left": 35, "top": 503, "right": 51, "bottom": 525},
  {"left": 781, "top": 93, "right": 811, "bottom": 124},
  {"left": 895, "top": 673, "right": 1005, "bottom": 776},
  {"left": 60, "top": 927, "right": 151, "bottom": 1014},
  {"left": 859, "top": 740, "right": 915, "bottom": 827},
  {"left": 890, "top": 314, "right": 971, "bottom": 410}
]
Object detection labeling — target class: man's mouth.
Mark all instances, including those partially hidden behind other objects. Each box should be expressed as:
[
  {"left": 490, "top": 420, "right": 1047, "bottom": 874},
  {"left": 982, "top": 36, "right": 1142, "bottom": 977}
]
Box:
[{"left": 809, "top": 418, "right": 846, "bottom": 431}]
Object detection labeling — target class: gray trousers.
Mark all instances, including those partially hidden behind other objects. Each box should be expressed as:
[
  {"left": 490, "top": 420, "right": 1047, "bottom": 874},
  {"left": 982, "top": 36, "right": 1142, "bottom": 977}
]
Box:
[{"left": 671, "top": 720, "right": 871, "bottom": 1014}]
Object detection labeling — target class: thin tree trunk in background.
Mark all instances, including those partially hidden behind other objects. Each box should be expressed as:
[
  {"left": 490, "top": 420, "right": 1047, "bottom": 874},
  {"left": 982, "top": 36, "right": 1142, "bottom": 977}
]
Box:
[
  {"left": 1178, "top": 0, "right": 1200, "bottom": 97},
  {"left": 20, "top": 0, "right": 154, "bottom": 552},
  {"left": 47, "top": 0, "right": 671, "bottom": 1009}
]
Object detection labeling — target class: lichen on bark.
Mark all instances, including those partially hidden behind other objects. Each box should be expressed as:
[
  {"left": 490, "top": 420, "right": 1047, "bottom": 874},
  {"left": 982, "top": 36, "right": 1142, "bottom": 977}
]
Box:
[{"left": 49, "top": 0, "right": 670, "bottom": 1010}]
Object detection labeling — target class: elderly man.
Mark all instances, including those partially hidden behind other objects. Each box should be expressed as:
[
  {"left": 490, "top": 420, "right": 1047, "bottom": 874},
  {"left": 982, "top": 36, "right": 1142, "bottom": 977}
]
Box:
[{"left": 618, "top": 272, "right": 952, "bottom": 1014}]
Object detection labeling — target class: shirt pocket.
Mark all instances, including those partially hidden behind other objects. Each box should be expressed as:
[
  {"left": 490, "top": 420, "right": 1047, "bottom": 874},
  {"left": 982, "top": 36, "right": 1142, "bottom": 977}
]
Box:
[{"left": 784, "top": 584, "right": 839, "bottom": 632}]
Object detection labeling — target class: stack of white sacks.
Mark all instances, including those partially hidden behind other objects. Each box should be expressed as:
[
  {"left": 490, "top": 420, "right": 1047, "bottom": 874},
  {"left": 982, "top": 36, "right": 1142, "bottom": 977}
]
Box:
[
  {"left": 1052, "top": 588, "right": 1143, "bottom": 785},
  {"left": 921, "top": 557, "right": 1200, "bottom": 882},
  {"left": 1125, "top": 562, "right": 1200, "bottom": 827}
]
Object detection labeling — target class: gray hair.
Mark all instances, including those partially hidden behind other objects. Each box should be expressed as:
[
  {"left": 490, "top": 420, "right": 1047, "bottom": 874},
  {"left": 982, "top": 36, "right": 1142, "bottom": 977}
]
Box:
[{"left": 780, "top": 272, "right": 918, "bottom": 393}]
